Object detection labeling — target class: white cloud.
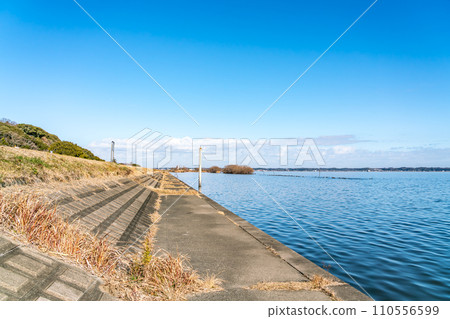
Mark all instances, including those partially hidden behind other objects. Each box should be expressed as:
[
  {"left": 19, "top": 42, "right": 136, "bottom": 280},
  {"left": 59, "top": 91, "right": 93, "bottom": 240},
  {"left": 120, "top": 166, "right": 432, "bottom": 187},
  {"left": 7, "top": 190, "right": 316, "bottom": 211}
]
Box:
[{"left": 331, "top": 145, "right": 355, "bottom": 155}]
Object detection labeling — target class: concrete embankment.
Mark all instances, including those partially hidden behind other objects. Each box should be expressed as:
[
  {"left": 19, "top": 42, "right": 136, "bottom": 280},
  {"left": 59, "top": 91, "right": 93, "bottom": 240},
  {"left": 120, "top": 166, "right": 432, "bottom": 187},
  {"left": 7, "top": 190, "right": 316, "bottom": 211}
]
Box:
[
  {"left": 0, "top": 174, "right": 159, "bottom": 301},
  {"left": 154, "top": 174, "right": 372, "bottom": 301},
  {"left": 0, "top": 171, "right": 371, "bottom": 301}
]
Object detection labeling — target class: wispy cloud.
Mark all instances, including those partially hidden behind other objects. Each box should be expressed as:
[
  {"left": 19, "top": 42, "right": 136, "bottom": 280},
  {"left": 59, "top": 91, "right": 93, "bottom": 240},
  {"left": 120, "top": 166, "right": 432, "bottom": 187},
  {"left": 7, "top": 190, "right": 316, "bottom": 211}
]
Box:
[
  {"left": 323, "top": 147, "right": 450, "bottom": 167},
  {"left": 313, "top": 135, "right": 372, "bottom": 146},
  {"left": 87, "top": 135, "right": 450, "bottom": 168}
]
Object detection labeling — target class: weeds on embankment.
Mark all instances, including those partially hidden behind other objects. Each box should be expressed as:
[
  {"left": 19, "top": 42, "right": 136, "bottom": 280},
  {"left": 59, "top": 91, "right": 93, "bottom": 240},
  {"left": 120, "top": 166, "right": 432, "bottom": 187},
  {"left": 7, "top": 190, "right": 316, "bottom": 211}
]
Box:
[{"left": 147, "top": 173, "right": 200, "bottom": 196}]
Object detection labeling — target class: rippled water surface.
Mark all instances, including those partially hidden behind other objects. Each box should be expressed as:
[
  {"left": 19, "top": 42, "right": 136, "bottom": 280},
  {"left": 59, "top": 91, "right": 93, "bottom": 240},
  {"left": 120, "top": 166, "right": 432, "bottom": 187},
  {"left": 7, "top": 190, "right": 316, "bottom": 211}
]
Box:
[{"left": 174, "top": 171, "right": 450, "bottom": 300}]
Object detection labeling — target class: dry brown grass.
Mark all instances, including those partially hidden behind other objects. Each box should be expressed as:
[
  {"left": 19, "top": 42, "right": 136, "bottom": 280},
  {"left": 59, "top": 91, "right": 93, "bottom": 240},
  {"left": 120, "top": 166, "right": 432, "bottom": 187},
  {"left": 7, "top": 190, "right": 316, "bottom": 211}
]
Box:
[
  {"left": 249, "top": 281, "right": 315, "bottom": 291},
  {"left": 265, "top": 245, "right": 279, "bottom": 256},
  {"left": 148, "top": 173, "right": 200, "bottom": 196},
  {"left": 147, "top": 187, "right": 199, "bottom": 196},
  {"left": 248, "top": 275, "right": 343, "bottom": 301},
  {"left": 0, "top": 146, "right": 137, "bottom": 187},
  {"left": 105, "top": 234, "right": 221, "bottom": 300},
  {"left": 1, "top": 175, "right": 127, "bottom": 200},
  {"left": 0, "top": 191, "right": 120, "bottom": 274}
]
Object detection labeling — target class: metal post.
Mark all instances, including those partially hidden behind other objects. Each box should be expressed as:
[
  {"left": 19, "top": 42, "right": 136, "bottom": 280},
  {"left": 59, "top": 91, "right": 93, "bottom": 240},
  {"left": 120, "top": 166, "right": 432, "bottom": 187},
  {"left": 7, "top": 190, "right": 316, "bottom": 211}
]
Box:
[
  {"left": 198, "top": 147, "right": 202, "bottom": 190},
  {"left": 110, "top": 141, "right": 115, "bottom": 162}
]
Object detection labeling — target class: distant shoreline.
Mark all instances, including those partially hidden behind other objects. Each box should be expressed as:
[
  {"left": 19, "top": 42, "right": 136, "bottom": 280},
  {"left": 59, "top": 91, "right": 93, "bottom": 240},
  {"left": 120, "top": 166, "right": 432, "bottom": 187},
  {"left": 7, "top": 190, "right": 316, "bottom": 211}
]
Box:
[
  {"left": 167, "top": 167, "right": 450, "bottom": 172},
  {"left": 253, "top": 167, "right": 450, "bottom": 172}
]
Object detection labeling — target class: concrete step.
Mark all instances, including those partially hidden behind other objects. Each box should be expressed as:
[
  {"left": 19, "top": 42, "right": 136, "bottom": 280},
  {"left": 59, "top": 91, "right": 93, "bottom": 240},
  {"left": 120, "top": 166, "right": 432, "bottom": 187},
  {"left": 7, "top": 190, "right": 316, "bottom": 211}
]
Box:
[
  {"left": 0, "top": 236, "right": 115, "bottom": 301},
  {"left": 54, "top": 176, "right": 157, "bottom": 252}
]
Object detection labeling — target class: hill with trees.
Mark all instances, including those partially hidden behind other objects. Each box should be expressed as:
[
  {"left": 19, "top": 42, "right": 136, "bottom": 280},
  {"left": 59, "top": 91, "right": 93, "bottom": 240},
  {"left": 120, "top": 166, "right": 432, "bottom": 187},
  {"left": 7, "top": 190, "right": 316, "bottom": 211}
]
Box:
[{"left": 0, "top": 118, "right": 102, "bottom": 161}]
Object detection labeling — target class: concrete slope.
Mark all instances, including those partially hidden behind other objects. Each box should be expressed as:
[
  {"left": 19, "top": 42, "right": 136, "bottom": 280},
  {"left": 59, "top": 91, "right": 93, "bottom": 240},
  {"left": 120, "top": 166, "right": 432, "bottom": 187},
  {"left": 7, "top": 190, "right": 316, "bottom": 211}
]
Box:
[
  {"left": 0, "top": 173, "right": 163, "bottom": 301},
  {"left": 56, "top": 174, "right": 162, "bottom": 252}
]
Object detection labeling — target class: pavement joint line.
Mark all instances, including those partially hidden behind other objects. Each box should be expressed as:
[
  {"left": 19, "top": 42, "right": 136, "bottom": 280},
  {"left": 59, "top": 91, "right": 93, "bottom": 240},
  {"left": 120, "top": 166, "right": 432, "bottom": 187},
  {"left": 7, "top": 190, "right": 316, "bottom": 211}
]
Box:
[
  {"left": 79, "top": 280, "right": 103, "bottom": 301},
  {"left": 17, "top": 259, "right": 66, "bottom": 301},
  {"left": 0, "top": 244, "right": 21, "bottom": 258}
]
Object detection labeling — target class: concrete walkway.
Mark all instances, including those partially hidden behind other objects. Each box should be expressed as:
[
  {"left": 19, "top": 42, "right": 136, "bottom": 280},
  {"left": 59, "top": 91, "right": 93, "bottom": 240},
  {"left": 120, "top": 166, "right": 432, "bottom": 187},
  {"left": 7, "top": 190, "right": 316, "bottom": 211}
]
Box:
[{"left": 154, "top": 174, "right": 371, "bottom": 301}]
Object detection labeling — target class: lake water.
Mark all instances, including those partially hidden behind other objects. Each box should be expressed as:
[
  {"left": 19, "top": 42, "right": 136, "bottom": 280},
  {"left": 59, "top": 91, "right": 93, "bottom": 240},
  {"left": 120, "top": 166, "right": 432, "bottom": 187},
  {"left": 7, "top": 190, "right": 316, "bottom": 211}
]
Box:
[{"left": 173, "top": 171, "right": 450, "bottom": 301}]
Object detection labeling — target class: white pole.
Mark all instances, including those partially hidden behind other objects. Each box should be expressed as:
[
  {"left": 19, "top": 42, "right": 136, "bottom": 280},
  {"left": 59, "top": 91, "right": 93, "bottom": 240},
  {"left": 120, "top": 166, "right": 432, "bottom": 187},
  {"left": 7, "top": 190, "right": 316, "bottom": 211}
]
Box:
[
  {"left": 198, "top": 147, "right": 202, "bottom": 189},
  {"left": 111, "top": 141, "right": 115, "bottom": 162}
]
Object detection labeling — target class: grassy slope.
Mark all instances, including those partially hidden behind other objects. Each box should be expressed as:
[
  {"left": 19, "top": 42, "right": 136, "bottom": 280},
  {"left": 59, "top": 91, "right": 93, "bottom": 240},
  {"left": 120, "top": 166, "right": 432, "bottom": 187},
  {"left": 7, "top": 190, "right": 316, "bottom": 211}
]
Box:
[{"left": 0, "top": 146, "right": 134, "bottom": 187}]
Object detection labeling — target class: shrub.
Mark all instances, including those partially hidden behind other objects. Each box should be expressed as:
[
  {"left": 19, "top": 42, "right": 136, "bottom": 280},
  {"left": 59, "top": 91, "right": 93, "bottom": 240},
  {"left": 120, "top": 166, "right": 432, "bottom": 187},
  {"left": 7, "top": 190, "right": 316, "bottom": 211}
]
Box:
[
  {"left": 0, "top": 122, "right": 50, "bottom": 150},
  {"left": 207, "top": 166, "right": 221, "bottom": 173},
  {"left": 17, "top": 124, "right": 60, "bottom": 145},
  {"left": 222, "top": 165, "right": 254, "bottom": 174},
  {"left": 0, "top": 130, "right": 40, "bottom": 150},
  {"left": 49, "top": 141, "right": 103, "bottom": 161}
]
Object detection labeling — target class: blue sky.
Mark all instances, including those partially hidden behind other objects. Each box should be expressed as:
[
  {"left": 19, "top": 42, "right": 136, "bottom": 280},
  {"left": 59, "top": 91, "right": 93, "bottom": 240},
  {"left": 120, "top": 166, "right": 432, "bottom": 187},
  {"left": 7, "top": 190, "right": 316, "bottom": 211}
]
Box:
[{"left": 1, "top": 0, "right": 449, "bottom": 167}]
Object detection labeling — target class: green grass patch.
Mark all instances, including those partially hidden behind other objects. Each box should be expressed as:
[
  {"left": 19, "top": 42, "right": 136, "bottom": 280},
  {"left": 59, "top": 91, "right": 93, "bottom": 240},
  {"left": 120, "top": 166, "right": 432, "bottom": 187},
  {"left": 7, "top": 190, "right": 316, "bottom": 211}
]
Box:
[{"left": 0, "top": 146, "right": 136, "bottom": 187}]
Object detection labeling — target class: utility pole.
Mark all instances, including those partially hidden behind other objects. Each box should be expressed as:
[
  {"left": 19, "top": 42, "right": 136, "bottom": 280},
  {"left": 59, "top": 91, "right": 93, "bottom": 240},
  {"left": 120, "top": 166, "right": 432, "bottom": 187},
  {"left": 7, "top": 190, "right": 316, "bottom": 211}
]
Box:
[
  {"left": 110, "top": 141, "right": 115, "bottom": 162},
  {"left": 198, "top": 147, "right": 202, "bottom": 190}
]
